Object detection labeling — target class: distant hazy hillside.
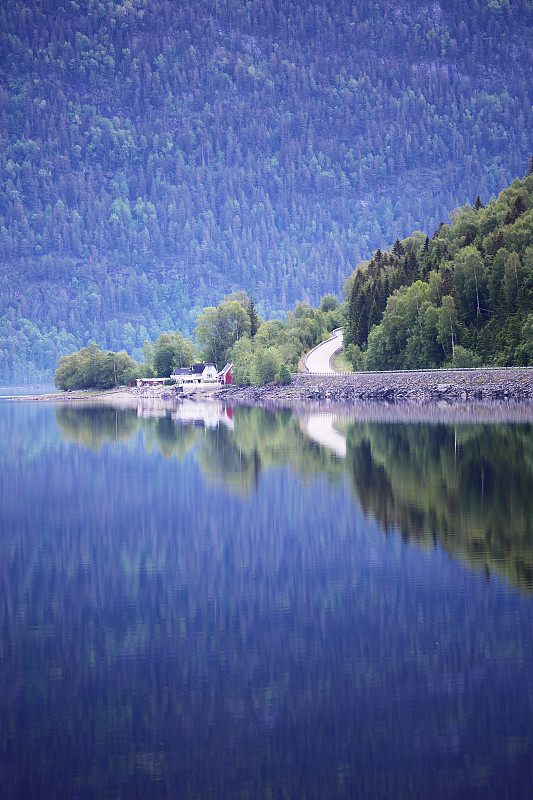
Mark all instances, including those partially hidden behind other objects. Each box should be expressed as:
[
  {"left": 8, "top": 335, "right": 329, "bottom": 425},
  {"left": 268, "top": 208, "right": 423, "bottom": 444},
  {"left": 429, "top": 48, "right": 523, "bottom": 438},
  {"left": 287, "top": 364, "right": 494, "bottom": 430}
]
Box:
[{"left": 1, "top": 0, "right": 533, "bottom": 379}]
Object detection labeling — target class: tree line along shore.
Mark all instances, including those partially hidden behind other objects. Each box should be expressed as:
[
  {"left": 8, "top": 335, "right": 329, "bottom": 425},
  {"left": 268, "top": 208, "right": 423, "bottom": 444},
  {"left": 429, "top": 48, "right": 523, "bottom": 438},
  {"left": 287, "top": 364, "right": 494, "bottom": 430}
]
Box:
[{"left": 51, "top": 171, "right": 533, "bottom": 394}]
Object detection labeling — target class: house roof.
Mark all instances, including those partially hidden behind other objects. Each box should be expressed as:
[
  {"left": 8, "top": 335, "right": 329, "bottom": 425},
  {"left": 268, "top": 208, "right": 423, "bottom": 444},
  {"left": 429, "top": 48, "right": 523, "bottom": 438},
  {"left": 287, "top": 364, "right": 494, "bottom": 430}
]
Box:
[
  {"left": 218, "top": 362, "right": 233, "bottom": 376},
  {"left": 192, "top": 362, "right": 215, "bottom": 373}
]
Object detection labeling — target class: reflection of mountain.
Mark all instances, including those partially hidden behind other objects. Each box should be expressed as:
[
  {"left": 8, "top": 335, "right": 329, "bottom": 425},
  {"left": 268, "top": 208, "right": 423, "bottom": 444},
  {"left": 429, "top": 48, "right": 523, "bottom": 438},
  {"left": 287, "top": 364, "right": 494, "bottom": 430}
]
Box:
[
  {"left": 346, "top": 422, "right": 533, "bottom": 593},
  {"left": 0, "top": 401, "right": 60, "bottom": 466},
  {"left": 4, "top": 403, "right": 533, "bottom": 796},
  {"left": 53, "top": 403, "right": 533, "bottom": 594}
]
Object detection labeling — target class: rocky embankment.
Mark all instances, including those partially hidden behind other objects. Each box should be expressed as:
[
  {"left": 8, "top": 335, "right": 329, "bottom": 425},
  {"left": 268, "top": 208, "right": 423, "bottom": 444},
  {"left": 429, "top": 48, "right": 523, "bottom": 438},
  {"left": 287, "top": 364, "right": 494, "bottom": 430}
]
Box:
[
  {"left": 217, "top": 369, "right": 533, "bottom": 406},
  {"left": 19, "top": 368, "right": 533, "bottom": 409}
]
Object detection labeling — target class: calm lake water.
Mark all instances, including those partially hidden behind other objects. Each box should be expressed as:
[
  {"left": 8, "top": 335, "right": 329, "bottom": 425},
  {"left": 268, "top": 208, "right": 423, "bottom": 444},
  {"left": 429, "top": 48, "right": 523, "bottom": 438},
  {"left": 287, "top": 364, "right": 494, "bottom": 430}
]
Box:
[{"left": 1, "top": 399, "right": 532, "bottom": 799}]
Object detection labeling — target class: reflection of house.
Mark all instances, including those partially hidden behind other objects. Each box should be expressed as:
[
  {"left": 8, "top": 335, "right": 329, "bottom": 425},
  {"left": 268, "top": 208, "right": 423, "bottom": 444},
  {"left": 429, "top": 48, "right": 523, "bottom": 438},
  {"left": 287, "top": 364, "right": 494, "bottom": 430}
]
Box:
[
  {"left": 218, "top": 363, "right": 234, "bottom": 384},
  {"left": 135, "top": 404, "right": 169, "bottom": 418},
  {"left": 171, "top": 401, "right": 234, "bottom": 430},
  {"left": 135, "top": 400, "right": 234, "bottom": 429},
  {"left": 171, "top": 362, "right": 218, "bottom": 384}
]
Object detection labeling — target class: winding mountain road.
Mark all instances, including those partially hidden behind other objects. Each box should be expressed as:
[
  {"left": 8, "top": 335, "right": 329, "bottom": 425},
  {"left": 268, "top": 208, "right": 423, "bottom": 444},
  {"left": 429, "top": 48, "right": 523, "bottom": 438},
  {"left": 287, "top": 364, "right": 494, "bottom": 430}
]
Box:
[{"left": 304, "top": 328, "right": 344, "bottom": 374}]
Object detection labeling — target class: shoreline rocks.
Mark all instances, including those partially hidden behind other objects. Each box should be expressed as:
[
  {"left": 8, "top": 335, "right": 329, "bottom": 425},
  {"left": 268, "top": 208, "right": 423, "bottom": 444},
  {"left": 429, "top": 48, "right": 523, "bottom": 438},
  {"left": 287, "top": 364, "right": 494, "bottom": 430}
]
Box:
[
  {"left": 215, "top": 368, "right": 533, "bottom": 406},
  {"left": 16, "top": 368, "right": 533, "bottom": 410}
]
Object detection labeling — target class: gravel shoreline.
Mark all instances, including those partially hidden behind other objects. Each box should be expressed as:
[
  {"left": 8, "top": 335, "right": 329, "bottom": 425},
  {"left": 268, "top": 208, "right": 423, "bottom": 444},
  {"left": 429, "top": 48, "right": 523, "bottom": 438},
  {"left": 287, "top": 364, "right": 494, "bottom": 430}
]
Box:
[
  {"left": 217, "top": 368, "right": 533, "bottom": 405},
  {"left": 13, "top": 370, "right": 533, "bottom": 424},
  {"left": 15, "top": 384, "right": 220, "bottom": 403},
  {"left": 15, "top": 368, "right": 533, "bottom": 408}
]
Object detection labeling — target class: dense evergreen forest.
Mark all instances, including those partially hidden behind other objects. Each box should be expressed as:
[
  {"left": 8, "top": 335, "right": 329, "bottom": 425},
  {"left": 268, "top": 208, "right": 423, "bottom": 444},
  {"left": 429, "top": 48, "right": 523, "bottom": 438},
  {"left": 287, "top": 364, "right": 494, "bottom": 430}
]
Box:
[
  {"left": 1, "top": 0, "right": 533, "bottom": 380},
  {"left": 344, "top": 173, "right": 533, "bottom": 367}
]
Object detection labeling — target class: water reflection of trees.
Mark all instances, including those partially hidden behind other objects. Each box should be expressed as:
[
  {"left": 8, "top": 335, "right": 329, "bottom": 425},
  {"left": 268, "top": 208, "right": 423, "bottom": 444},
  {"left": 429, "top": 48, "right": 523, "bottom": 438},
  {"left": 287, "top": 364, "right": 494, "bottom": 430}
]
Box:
[
  {"left": 55, "top": 404, "right": 344, "bottom": 486},
  {"left": 55, "top": 406, "right": 142, "bottom": 450},
  {"left": 0, "top": 413, "right": 360, "bottom": 798},
  {"left": 3, "top": 405, "right": 533, "bottom": 797},
  {"left": 144, "top": 414, "right": 199, "bottom": 459},
  {"left": 56, "top": 405, "right": 200, "bottom": 457},
  {"left": 53, "top": 405, "right": 533, "bottom": 592},
  {"left": 199, "top": 407, "right": 343, "bottom": 490},
  {"left": 346, "top": 422, "right": 533, "bottom": 593}
]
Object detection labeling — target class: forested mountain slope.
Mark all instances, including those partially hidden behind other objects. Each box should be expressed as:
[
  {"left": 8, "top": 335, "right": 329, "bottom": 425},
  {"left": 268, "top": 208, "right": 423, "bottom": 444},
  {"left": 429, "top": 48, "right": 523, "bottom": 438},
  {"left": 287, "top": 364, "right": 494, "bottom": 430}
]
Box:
[
  {"left": 1, "top": 0, "right": 533, "bottom": 380},
  {"left": 344, "top": 173, "right": 533, "bottom": 368}
]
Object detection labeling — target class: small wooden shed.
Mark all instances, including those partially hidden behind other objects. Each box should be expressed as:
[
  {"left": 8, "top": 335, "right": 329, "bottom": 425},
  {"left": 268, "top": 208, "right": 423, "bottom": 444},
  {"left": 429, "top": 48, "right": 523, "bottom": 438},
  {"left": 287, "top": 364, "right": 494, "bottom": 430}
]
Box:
[{"left": 218, "top": 363, "right": 234, "bottom": 384}]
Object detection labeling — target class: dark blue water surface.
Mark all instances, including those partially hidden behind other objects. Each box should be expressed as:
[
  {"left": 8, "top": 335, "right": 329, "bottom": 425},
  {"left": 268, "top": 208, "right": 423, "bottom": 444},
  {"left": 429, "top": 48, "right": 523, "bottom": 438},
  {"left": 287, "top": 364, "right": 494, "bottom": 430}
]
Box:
[{"left": 1, "top": 400, "right": 532, "bottom": 799}]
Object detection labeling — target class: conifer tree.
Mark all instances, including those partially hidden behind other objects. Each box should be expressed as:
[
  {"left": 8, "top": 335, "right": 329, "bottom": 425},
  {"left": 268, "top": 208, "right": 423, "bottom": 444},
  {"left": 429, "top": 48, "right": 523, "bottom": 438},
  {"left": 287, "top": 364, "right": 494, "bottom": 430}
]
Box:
[
  {"left": 392, "top": 238, "right": 404, "bottom": 257},
  {"left": 247, "top": 295, "right": 259, "bottom": 337}
]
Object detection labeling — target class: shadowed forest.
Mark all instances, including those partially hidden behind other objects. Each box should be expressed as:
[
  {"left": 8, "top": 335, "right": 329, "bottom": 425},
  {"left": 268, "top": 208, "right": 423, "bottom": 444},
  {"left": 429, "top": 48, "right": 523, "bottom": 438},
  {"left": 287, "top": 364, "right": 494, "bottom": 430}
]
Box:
[{"left": 1, "top": 0, "right": 533, "bottom": 379}]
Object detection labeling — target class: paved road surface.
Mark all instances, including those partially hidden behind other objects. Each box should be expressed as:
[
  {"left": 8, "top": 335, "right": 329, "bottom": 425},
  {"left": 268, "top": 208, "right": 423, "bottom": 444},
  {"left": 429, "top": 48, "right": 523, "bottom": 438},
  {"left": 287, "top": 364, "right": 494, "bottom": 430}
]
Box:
[{"left": 304, "top": 328, "right": 344, "bottom": 374}]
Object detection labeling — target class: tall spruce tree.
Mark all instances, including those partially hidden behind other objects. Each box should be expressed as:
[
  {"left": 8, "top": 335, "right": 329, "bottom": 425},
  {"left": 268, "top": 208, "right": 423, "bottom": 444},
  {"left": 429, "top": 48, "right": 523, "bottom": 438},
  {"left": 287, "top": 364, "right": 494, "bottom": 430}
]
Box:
[{"left": 247, "top": 296, "right": 259, "bottom": 338}]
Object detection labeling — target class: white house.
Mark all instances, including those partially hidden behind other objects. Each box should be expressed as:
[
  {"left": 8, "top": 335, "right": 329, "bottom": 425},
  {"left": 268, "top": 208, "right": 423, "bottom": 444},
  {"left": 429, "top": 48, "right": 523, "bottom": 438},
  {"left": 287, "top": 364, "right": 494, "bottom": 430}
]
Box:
[{"left": 171, "top": 362, "right": 218, "bottom": 384}]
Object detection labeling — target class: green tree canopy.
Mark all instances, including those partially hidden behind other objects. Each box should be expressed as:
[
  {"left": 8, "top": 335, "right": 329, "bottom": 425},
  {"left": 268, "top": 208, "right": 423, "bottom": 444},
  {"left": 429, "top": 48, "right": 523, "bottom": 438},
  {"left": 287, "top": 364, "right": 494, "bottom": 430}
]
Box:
[
  {"left": 346, "top": 173, "right": 533, "bottom": 369},
  {"left": 54, "top": 344, "right": 138, "bottom": 390},
  {"left": 153, "top": 330, "right": 195, "bottom": 377},
  {"left": 195, "top": 297, "right": 251, "bottom": 369}
]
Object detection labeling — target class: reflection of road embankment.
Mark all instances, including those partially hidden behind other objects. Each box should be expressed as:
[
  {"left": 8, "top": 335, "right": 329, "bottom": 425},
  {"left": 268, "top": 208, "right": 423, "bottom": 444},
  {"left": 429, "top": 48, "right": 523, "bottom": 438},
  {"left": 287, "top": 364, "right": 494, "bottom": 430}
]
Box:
[
  {"left": 299, "top": 405, "right": 533, "bottom": 461},
  {"left": 293, "top": 400, "right": 533, "bottom": 425},
  {"left": 301, "top": 414, "right": 347, "bottom": 458}
]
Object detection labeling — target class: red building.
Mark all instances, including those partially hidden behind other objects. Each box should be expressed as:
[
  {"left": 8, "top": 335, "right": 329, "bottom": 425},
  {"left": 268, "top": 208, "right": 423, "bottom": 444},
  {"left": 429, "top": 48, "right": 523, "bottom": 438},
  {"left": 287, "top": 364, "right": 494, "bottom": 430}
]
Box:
[{"left": 218, "top": 363, "right": 234, "bottom": 384}]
